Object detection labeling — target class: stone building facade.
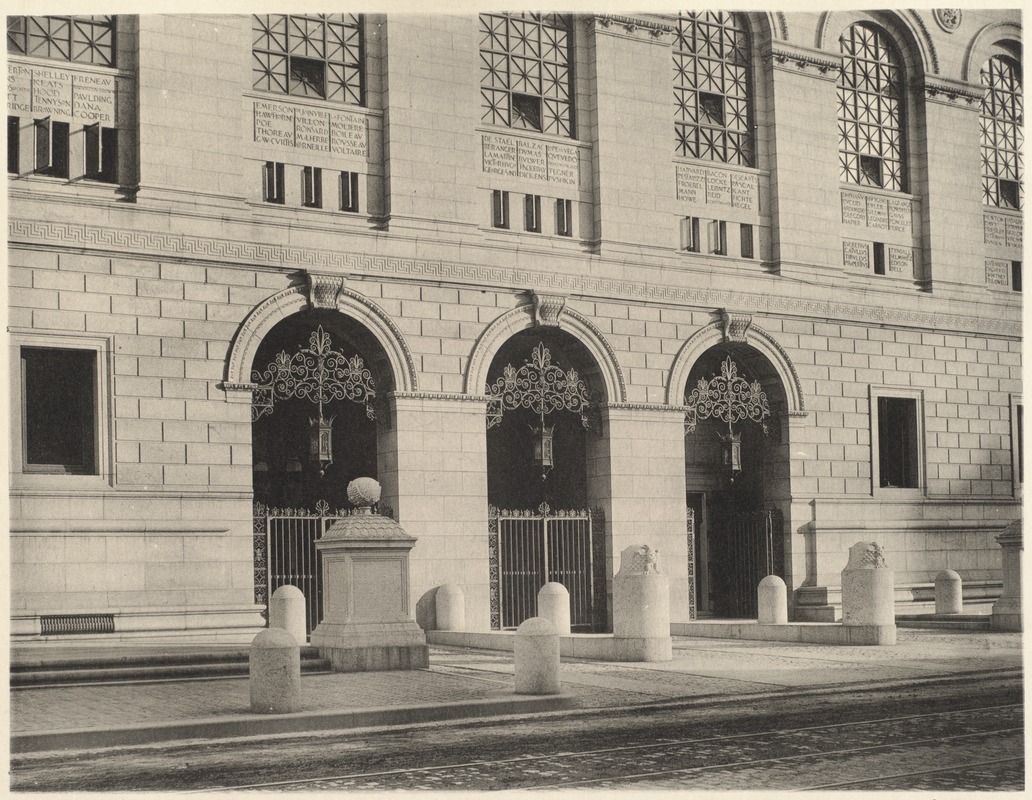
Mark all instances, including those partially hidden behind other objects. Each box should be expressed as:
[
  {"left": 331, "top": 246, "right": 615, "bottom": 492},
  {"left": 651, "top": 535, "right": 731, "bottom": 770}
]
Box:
[{"left": 7, "top": 10, "right": 1022, "bottom": 641}]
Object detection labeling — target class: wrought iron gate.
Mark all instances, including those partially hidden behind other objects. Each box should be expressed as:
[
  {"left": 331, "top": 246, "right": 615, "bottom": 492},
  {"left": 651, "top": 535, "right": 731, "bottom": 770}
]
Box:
[
  {"left": 252, "top": 500, "right": 347, "bottom": 640},
  {"left": 489, "top": 504, "right": 606, "bottom": 631},
  {"left": 709, "top": 508, "right": 784, "bottom": 618}
]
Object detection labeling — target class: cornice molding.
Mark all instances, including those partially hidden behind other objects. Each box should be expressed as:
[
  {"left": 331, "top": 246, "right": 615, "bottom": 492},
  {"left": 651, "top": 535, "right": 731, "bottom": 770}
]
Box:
[
  {"left": 8, "top": 218, "right": 1020, "bottom": 339},
  {"left": 603, "top": 402, "right": 688, "bottom": 414},
  {"left": 921, "top": 77, "right": 984, "bottom": 107},
  {"left": 389, "top": 391, "right": 488, "bottom": 404},
  {"left": 589, "top": 14, "right": 673, "bottom": 42},
  {"left": 767, "top": 45, "right": 840, "bottom": 78}
]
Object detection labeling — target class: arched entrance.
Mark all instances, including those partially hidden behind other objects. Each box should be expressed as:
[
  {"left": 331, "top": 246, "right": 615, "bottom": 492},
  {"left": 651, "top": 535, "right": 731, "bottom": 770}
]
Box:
[
  {"left": 484, "top": 327, "right": 608, "bottom": 631},
  {"left": 250, "top": 308, "right": 397, "bottom": 635},
  {"left": 682, "top": 342, "right": 791, "bottom": 619}
]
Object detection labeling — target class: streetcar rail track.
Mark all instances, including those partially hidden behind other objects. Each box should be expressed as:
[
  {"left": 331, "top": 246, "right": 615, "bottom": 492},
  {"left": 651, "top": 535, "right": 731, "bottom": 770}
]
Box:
[
  {"left": 195, "top": 702, "right": 1022, "bottom": 792},
  {"left": 799, "top": 756, "right": 1024, "bottom": 791}
]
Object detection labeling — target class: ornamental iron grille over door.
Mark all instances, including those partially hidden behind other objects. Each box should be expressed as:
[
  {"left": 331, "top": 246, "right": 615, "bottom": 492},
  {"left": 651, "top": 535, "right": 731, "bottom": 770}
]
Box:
[
  {"left": 708, "top": 508, "right": 783, "bottom": 618},
  {"left": 489, "top": 504, "right": 606, "bottom": 631}
]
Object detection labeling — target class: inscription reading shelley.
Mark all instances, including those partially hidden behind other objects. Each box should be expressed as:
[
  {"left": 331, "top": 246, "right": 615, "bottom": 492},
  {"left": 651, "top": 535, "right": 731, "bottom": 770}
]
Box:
[{"left": 8, "top": 64, "right": 115, "bottom": 123}]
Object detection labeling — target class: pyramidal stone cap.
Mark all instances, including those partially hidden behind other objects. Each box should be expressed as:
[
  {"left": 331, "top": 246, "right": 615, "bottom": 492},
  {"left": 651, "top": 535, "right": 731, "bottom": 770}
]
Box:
[{"left": 321, "top": 478, "right": 415, "bottom": 542}]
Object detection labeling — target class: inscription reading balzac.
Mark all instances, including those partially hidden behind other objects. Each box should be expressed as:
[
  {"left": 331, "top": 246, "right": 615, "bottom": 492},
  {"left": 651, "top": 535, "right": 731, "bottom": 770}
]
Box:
[
  {"left": 706, "top": 170, "right": 731, "bottom": 206},
  {"left": 984, "top": 213, "right": 1007, "bottom": 247},
  {"left": 517, "top": 139, "right": 547, "bottom": 182},
  {"left": 841, "top": 192, "right": 866, "bottom": 226},
  {"left": 481, "top": 134, "right": 578, "bottom": 185},
  {"left": 843, "top": 240, "right": 870, "bottom": 270},
  {"left": 730, "top": 172, "right": 757, "bottom": 210},
  {"left": 985, "top": 259, "right": 1011, "bottom": 286},
  {"left": 866, "top": 195, "right": 889, "bottom": 230},
  {"left": 887, "top": 246, "right": 913, "bottom": 275},
  {"left": 887, "top": 198, "right": 912, "bottom": 233},
  {"left": 676, "top": 165, "right": 706, "bottom": 203}
]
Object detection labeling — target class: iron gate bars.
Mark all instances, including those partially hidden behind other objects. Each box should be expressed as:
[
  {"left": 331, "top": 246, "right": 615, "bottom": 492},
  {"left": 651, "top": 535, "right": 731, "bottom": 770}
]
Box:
[{"left": 488, "top": 503, "right": 606, "bottom": 631}]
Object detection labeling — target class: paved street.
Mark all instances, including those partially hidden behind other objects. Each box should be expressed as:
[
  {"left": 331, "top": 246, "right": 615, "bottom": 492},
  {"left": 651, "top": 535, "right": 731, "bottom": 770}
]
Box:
[{"left": 11, "top": 671, "right": 1022, "bottom": 792}]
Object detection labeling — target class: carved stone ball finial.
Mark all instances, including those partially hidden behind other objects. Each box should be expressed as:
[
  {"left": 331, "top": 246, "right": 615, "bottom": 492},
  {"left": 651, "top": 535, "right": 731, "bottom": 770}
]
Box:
[{"left": 347, "top": 477, "right": 381, "bottom": 513}]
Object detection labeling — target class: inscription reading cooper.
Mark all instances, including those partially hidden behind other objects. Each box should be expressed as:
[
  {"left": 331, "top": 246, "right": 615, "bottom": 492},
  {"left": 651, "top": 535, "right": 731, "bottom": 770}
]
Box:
[
  {"left": 676, "top": 165, "right": 706, "bottom": 203},
  {"left": 72, "top": 74, "right": 115, "bottom": 124},
  {"left": 887, "top": 198, "right": 912, "bottom": 233},
  {"left": 843, "top": 240, "right": 869, "bottom": 269},
  {"left": 866, "top": 195, "right": 889, "bottom": 230},
  {"left": 841, "top": 191, "right": 866, "bottom": 225},
  {"left": 984, "top": 213, "right": 1007, "bottom": 247},
  {"left": 706, "top": 170, "right": 731, "bottom": 205},
  {"left": 730, "top": 172, "right": 757, "bottom": 210},
  {"left": 985, "top": 259, "right": 1011, "bottom": 286}
]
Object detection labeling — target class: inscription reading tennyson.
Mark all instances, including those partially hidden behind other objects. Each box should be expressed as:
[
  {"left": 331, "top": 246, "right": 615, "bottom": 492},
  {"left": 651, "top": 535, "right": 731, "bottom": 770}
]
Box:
[{"left": 843, "top": 240, "right": 869, "bottom": 270}]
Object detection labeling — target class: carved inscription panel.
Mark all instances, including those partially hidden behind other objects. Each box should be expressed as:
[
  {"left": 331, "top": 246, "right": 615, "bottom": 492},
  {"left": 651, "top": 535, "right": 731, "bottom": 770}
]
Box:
[
  {"left": 481, "top": 134, "right": 579, "bottom": 186},
  {"left": 866, "top": 195, "right": 889, "bottom": 230},
  {"left": 841, "top": 191, "right": 866, "bottom": 226},
  {"left": 706, "top": 170, "right": 731, "bottom": 206},
  {"left": 676, "top": 165, "right": 706, "bottom": 203},
  {"left": 843, "top": 240, "right": 870, "bottom": 270},
  {"left": 730, "top": 172, "right": 757, "bottom": 210},
  {"left": 8, "top": 63, "right": 115, "bottom": 123},
  {"left": 985, "top": 259, "right": 1012, "bottom": 287},
  {"left": 253, "top": 99, "right": 368, "bottom": 157},
  {"left": 984, "top": 213, "right": 1008, "bottom": 247},
  {"left": 1005, "top": 216, "right": 1022, "bottom": 249},
  {"left": 887, "top": 246, "right": 913, "bottom": 276},
  {"left": 887, "top": 198, "right": 912, "bottom": 233},
  {"left": 676, "top": 165, "right": 757, "bottom": 210}
]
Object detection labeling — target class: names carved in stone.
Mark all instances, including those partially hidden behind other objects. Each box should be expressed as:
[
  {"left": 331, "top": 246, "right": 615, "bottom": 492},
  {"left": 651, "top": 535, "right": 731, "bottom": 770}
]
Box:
[
  {"left": 676, "top": 165, "right": 706, "bottom": 203},
  {"left": 546, "top": 144, "right": 578, "bottom": 186},
  {"left": 1005, "top": 216, "right": 1022, "bottom": 249},
  {"left": 71, "top": 73, "right": 115, "bottom": 124},
  {"left": 887, "top": 246, "right": 913, "bottom": 276},
  {"left": 843, "top": 240, "right": 869, "bottom": 270},
  {"left": 706, "top": 169, "right": 731, "bottom": 205},
  {"left": 482, "top": 135, "right": 518, "bottom": 176},
  {"left": 517, "top": 139, "right": 547, "bottom": 182},
  {"left": 887, "top": 198, "right": 912, "bottom": 233},
  {"left": 295, "top": 107, "right": 330, "bottom": 152},
  {"left": 7, "top": 64, "right": 32, "bottom": 114},
  {"left": 984, "top": 213, "right": 1007, "bottom": 247},
  {"left": 254, "top": 101, "right": 295, "bottom": 148},
  {"left": 8, "top": 63, "right": 117, "bottom": 122},
  {"left": 866, "top": 195, "right": 889, "bottom": 230},
  {"left": 841, "top": 191, "right": 866, "bottom": 226},
  {"left": 985, "top": 258, "right": 1011, "bottom": 287},
  {"left": 730, "top": 172, "right": 757, "bottom": 210},
  {"left": 329, "top": 112, "right": 367, "bottom": 157},
  {"left": 29, "top": 67, "right": 73, "bottom": 118}
]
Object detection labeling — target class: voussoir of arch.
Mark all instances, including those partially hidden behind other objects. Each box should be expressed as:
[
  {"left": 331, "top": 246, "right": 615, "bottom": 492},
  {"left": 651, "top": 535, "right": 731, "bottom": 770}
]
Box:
[
  {"left": 464, "top": 302, "right": 627, "bottom": 404},
  {"left": 964, "top": 21, "right": 1022, "bottom": 83},
  {"left": 666, "top": 321, "right": 805, "bottom": 414},
  {"left": 224, "top": 282, "right": 417, "bottom": 392},
  {"left": 815, "top": 10, "right": 938, "bottom": 75}
]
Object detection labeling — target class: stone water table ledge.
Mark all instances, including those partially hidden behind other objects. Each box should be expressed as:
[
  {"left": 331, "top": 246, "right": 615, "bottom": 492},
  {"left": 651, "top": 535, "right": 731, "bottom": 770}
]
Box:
[{"left": 670, "top": 621, "right": 896, "bottom": 646}]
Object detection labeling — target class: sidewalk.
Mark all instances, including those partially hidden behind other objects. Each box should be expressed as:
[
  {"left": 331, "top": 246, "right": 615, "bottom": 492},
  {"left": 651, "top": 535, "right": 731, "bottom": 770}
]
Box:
[{"left": 10, "top": 628, "right": 1022, "bottom": 753}]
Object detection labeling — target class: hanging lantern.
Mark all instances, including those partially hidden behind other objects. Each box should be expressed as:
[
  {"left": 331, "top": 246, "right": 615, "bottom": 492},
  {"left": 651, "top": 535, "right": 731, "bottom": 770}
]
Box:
[
  {"left": 308, "top": 415, "right": 336, "bottom": 477},
  {"left": 719, "top": 431, "right": 742, "bottom": 481},
  {"left": 531, "top": 422, "right": 556, "bottom": 479}
]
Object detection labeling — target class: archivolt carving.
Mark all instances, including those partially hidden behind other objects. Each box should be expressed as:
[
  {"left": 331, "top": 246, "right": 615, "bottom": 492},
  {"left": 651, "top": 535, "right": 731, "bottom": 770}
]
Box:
[
  {"left": 815, "top": 10, "right": 938, "bottom": 75},
  {"left": 666, "top": 321, "right": 805, "bottom": 415},
  {"left": 224, "top": 279, "right": 417, "bottom": 393},
  {"left": 963, "top": 21, "right": 1023, "bottom": 83}
]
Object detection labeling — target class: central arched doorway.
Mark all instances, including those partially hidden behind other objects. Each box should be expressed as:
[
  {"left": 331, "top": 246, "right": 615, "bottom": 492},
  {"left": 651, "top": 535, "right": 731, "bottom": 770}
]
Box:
[
  {"left": 250, "top": 308, "right": 396, "bottom": 635},
  {"left": 683, "top": 342, "right": 791, "bottom": 619},
  {"left": 484, "top": 327, "right": 608, "bottom": 631}
]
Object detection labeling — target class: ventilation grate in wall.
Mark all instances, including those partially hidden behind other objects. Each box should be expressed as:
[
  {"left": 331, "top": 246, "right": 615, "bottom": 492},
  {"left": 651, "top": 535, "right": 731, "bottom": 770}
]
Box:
[{"left": 40, "top": 614, "right": 115, "bottom": 636}]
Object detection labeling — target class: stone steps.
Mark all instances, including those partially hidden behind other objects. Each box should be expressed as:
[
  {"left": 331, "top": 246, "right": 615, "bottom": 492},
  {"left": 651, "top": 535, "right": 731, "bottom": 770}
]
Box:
[
  {"left": 895, "top": 614, "right": 992, "bottom": 631},
  {"left": 11, "top": 646, "right": 331, "bottom": 687}
]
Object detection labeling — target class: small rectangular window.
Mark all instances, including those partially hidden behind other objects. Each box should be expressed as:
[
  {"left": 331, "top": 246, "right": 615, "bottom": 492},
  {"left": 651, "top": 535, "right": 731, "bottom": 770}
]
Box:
[
  {"left": 999, "top": 180, "right": 1021, "bottom": 210},
  {"left": 709, "top": 220, "right": 727, "bottom": 255},
  {"left": 860, "top": 155, "right": 883, "bottom": 188},
  {"left": 740, "top": 223, "right": 754, "bottom": 259},
  {"left": 877, "top": 396, "right": 920, "bottom": 489},
  {"left": 340, "top": 171, "right": 359, "bottom": 213},
  {"left": 525, "top": 194, "right": 541, "bottom": 233},
  {"left": 681, "top": 217, "right": 700, "bottom": 253},
  {"left": 8, "top": 116, "right": 19, "bottom": 174},
  {"left": 33, "top": 118, "right": 69, "bottom": 178},
  {"left": 873, "top": 242, "right": 886, "bottom": 275},
  {"left": 302, "top": 166, "right": 322, "bottom": 208},
  {"left": 84, "top": 124, "right": 118, "bottom": 183},
  {"left": 21, "top": 347, "right": 97, "bottom": 474},
  {"left": 492, "top": 189, "right": 510, "bottom": 229},
  {"left": 1012, "top": 261, "right": 1022, "bottom": 293},
  {"left": 263, "top": 161, "right": 285, "bottom": 204},
  {"left": 556, "top": 198, "right": 573, "bottom": 237},
  {"left": 511, "top": 93, "right": 542, "bottom": 131}
]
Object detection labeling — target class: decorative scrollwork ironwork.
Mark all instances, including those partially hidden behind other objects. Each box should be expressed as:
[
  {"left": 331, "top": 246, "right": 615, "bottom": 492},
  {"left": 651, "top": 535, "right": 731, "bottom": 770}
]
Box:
[
  {"left": 684, "top": 356, "right": 770, "bottom": 436},
  {"left": 250, "top": 325, "right": 376, "bottom": 422},
  {"left": 485, "top": 342, "right": 593, "bottom": 430}
]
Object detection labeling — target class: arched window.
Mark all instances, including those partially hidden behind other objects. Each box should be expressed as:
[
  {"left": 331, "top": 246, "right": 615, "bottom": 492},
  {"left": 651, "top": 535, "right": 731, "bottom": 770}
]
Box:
[
  {"left": 980, "top": 54, "right": 1023, "bottom": 209},
  {"left": 673, "top": 12, "right": 753, "bottom": 167},
  {"left": 7, "top": 15, "right": 115, "bottom": 67},
  {"left": 837, "top": 23, "right": 906, "bottom": 192},
  {"left": 252, "top": 14, "right": 363, "bottom": 106},
  {"left": 479, "top": 13, "right": 573, "bottom": 137}
]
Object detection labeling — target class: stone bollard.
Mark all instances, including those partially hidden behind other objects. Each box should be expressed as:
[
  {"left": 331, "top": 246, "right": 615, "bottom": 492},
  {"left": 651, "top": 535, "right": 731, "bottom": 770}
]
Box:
[
  {"left": 514, "top": 617, "right": 561, "bottom": 695},
  {"left": 992, "top": 519, "right": 1022, "bottom": 632},
  {"left": 270, "top": 585, "right": 307, "bottom": 645},
  {"left": 934, "top": 569, "right": 963, "bottom": 615},
  {"left": 841, "top": 541, "right": 896, "bottom": 645},
  {"left": 435, "top": 584, "right": 466, "bottom": 632},
  {"left": 757, "top": 575, "right": 788, "bottom": 624},
  {"left": 537, "top": 582, "right": 571, "bottom": 635},
  {"left": 249, "top": 628, "right": 302, "bottom": 714},
  {"left": 613, "top": 545, "right": 672, "bottom": 661}
]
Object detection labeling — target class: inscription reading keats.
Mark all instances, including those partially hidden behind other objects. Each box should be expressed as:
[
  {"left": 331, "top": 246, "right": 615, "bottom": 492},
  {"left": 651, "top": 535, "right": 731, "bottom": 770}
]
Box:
[
  {"left": 985, "top": 259, "right": 1011, "bottom": 286},
  {"left": 843, "top": 240, "right": 869, "bottom": 269},
  {"left": 865, "top": 195, "right": 889, "bottom": 230},
  {"left": 984, "top": 213, "right": 1007, "bottom": 247},
  {"left": 7, "top": 63, "right": 116, "bottom": 122}
]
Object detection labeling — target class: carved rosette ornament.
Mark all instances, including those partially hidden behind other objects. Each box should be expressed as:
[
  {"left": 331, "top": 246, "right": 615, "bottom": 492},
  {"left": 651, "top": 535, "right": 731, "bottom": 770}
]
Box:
[{"left": 933, "top": 9, "right": 962, "bottom": 33}]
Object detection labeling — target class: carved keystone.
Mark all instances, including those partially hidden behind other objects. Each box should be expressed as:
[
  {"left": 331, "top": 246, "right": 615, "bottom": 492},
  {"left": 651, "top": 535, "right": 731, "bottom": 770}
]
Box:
[
  {"left": 530, "top": 291, "right": 567, "bottom": 327},
  {"left": 306, "top": 273, "right": 345, "bottom": 310}
]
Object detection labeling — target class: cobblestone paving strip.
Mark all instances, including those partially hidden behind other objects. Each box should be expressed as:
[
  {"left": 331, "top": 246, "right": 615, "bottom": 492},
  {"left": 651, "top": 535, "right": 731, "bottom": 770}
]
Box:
[{"left": 214, "top": 704, "right": 1022, "bottom": 791}]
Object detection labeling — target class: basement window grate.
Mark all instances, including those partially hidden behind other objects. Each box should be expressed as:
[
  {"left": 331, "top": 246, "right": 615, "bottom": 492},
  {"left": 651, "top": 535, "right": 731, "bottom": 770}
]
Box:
[{"left": 40, "top": 614, "right": 115, "bottom": 636}]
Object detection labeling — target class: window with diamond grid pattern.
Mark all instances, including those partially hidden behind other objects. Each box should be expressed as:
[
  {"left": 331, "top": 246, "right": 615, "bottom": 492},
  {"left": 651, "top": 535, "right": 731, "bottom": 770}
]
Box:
[
  {"left": 479, "top": 13, "right": 573, "bottom": 137},
  {"left": 837, "top": 24, "right": 906, "bottom": 192},
  {"left": 980, "top": 55, "right": 1023, "bottom": 210},
  {"left": 673, "top": 12, "right": 753, "bottom": 167},
  {"left": 252, "top": 14, "right": 363, "bottom": 105},
  {"left": 7, "top": 16, "right": 115, "bottom": 67}
]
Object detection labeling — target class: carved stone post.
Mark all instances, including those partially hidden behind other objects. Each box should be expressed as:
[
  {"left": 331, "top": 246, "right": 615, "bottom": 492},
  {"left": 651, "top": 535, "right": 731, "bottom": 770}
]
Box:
[
  {"left": 613, "top": 545, "right": 672, "bottom": 661},
  {"left": 841, "top": 541, "right": 896, "bottom": 645},
  {"left": 992, "top": 519, "right": 1022, "bottom": 632}
]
